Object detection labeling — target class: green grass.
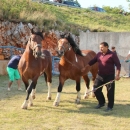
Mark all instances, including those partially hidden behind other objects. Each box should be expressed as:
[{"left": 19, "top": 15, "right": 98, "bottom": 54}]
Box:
[
  {"left": 1, "top": 0, "right": 130, "bottom": 34},
  {"left": 0, "top": 75, "right": 130, "bottom": 130}
]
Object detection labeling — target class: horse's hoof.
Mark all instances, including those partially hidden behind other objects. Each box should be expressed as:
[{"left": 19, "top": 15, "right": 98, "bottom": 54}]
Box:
[
  {"left": 75, "top": 99, "right": 80, "bottom": 104},
  {"left": 92, "top": 94, "right": 95, "bottom": 98},
  {"left": 83, "top": 95, "right": 89, "bottom": 99},
  {"left": 47, "top": 97, "right": 51, "bottom": 100},
  {"left": 32, "top": 95, "right": 35, "bottom": 99},
  {"left": 28, "top": 103, "right": 33, "bottom": 107},
  {"left": 21, "top": 105, "right": 27, "bottom": 109},
  {"left": 53, "top": 102, "right": 59, "bottom": 106}
]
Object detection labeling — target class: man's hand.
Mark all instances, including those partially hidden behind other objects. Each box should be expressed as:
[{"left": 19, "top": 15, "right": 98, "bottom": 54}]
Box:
[
  {"left": 115, "top": 75, "right": 120, "bottom": 81},
  {"left": 81, "top": 64, "right": 90, "bottom": 72},
  {"left": 125, "top": 59, "right": 130, "bottom": 62}
]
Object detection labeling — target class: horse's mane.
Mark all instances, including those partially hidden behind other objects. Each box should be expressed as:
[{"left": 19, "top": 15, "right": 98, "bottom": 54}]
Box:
[{"left": 60, "top": 33, "right": 83, "bottom": 56}]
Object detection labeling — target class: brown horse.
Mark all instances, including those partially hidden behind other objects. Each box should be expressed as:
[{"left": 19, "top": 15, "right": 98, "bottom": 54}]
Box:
[
  {"left": 53, "top": 33, "right": 98, "bottom": 106},
  {"left": 18, "top": 29, "right": 52, "bottom": 109}
]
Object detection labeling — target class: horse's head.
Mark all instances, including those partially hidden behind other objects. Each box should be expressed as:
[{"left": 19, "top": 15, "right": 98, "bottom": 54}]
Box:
[
  {"left": 57, "top": 38, "right": 71, "bottom": 57},
  {"left": 57, "top": 32, "right": 83, "bottom": 57},
  {"left": 28, "top": 29, "right": 44, "bottom": 58}
]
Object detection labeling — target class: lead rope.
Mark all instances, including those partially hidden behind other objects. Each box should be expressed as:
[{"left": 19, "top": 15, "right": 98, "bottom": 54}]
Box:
[{"left": 85, "top": 74, "right": 126, "bottom": 95}]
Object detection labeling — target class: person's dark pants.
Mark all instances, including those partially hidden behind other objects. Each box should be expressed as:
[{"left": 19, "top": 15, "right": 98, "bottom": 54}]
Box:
[{"left": 94, "top": 74, "right": 115, "bottom": 109}]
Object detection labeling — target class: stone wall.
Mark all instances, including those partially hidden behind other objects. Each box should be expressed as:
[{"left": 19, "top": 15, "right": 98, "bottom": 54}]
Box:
[{"left": 0, "top": 60, "right": 9, "bottom": 75}]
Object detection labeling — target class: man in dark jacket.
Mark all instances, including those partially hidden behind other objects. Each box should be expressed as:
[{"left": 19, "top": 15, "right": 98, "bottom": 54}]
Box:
[{"left": 81, "top": 42, "right": 121, "bottom": 112}]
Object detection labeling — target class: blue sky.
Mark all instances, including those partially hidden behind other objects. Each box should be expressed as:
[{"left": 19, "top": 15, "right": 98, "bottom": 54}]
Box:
[{"left": 78, "top": 0, "right": 130, "bottom": 11}]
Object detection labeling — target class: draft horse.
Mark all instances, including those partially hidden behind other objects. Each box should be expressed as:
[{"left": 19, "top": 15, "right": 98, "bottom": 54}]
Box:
[
  {"left": 53, "top": 33, "right": 98, "bottom": 106},
  {"left": 18, "top": 29, "right": 52, "bottom": 109}
]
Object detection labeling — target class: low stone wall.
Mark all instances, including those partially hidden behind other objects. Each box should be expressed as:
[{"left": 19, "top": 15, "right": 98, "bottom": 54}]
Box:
[{"left": 0, "top": 60, "right": 9, "bottom": 75}]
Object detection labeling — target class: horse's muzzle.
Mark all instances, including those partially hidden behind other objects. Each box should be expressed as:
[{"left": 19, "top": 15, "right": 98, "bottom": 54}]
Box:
[
  {"left": 57, "top": 50, "right": 64, "bottom": 57},
  {"left": 35, "top": 51, "right": 41, "bottom": 58}
]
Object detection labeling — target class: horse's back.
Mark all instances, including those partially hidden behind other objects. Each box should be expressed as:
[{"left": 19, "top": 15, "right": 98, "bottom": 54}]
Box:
[
  {"left": 82, "top": 50, "right": 96, "bottom": 57},
  {"left": 41, "top": 49, "right": 52, "bottom": 74},
  {"left": 41, "top": 49, "right": 52, "bottom": 65},
  {"left": 82, "top": 50, "right": 98, "bottom": 78}
]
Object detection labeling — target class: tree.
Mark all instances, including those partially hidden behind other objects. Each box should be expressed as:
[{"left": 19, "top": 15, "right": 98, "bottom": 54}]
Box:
[{"left": 103, "top": 6, "right": 124, "bottom": 14}]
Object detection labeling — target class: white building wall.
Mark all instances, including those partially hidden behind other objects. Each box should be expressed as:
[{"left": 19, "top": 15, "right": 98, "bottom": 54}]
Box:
[{"left": 79, "top": 32, "right": 130, "bottom": 76}]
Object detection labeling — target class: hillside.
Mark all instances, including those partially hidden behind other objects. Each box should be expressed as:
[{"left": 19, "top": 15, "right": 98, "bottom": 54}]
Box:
[{"left": 0, "top": 0, "right": 130, "bottom": 34}]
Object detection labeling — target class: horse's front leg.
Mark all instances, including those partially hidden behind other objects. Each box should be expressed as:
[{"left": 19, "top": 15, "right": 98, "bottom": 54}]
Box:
[
  {"left": 53, "top": 76, "right": 65, "bottom": 106},
  {"left": 82, "top": 75, "right": 90, "bottom": 99},
  {"left": 75, "top": 78, "right": 81, "bottom": 104},
  {"left": 21, "top": 76, "right": 29, "bottom": 91},
  {"left": 21, "top": 81, "right": 37, "bottom": 109}
]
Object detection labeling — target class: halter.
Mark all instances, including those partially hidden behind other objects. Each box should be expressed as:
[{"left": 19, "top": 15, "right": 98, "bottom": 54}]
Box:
[
  {"left": 28, "top": 36, "right": 41, "bottom": 56},
  {"left": 58, "top": 41, "right": 71, "bottom": 55},
  {"left": 32, "top": 44, "right": 41, "bottom": 55},
  {"left": 58, "top": 40, "right": 80, "bottom": 69}
]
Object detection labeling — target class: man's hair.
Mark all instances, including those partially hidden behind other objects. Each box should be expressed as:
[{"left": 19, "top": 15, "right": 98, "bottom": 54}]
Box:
[
  {"left": 111, "top": 46, "right": 115, "bottom": 49},
  {"left": 100, "top": 42, "right": 109, "bottom": 47}
]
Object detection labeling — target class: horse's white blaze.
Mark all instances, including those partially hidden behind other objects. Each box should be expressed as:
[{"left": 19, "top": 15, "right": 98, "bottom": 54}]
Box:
[
  {"left": 47, "top": 82, "right": 51, "bottom": 98},
  {"left": 54, "top": 92, "right": 61, "bottom": 103},
  {"left": 21, "top": 100, "right": 28, "bottom": 109}
]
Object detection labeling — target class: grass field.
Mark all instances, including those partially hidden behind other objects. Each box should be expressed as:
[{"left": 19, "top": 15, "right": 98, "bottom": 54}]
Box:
[{"left": 0, "top": 75, "right": 130, "bottom": 130}]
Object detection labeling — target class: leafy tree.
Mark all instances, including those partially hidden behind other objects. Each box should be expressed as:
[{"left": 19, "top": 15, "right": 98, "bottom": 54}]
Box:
[{"left": 103, "top": 6, "right": 124, "bottom": 14}]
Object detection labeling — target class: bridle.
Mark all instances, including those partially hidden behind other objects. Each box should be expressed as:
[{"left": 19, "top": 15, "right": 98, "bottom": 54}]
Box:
[
  {"left": 28, "top": 36, "right": 42, "bottom": 57},
  {"left": 58, "top": 40, "right": 71, "bottom": 55},
  {"left": 58, "top": 40, "right": 80, "bottom": 69}
]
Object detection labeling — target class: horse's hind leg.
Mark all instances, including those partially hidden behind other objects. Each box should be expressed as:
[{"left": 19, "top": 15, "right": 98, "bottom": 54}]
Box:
[
  {"left": 22, "top": 76, "right": 29, "bottom": 90},
  {"left": 44, "top": 70, "right": 52, "bottom": 100},
  {"left": 90, "top": 65, "right": 98, "bottom": 98},
  {"left": 75, "top": 78, "right": 81, "bottom": 104},
  {"left": 82, "top": 74, "right": 90, "bottom": 99}
]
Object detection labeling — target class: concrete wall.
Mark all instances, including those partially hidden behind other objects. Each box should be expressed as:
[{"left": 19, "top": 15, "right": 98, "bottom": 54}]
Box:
[{"left": 79, "top": 32, "right": 130, "bottom": 76}]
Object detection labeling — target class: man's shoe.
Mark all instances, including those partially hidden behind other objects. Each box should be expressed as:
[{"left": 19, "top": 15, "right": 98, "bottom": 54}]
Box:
[
  {"left": 18, "top": 88, "right": 22, "bottom": 91},
  {"left": 95, "top": 104, "right": 105, "bottom": 109},
  {"left": 104, "top": 107, "right": 112, "bottom": 112},
  {"left": 7, "top": 88, "right": 10, "bottom": 91}
]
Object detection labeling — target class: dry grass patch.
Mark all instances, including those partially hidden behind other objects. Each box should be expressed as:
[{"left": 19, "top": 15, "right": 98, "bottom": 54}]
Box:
[{"left": 0, "top": 75, "right": 130, "bottom": 130}]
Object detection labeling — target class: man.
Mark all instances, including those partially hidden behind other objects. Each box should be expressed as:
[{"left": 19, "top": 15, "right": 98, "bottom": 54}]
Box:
[
  {"left": 125, "top": 50, "right": 130, "bottom": 62},
  {"left": 81, "top": 42, "right": 121, "bottom": 112},
  {"left": 111, "top": 46, "right": 117, "bottom": 54},
  {"left": 7, "top": 55, "right": 22, "bottom": 91}
]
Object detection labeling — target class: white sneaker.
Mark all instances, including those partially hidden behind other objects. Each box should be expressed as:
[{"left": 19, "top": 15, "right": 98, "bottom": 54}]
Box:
[
  {"left": 18, "top": 88, "right": 22, "bottom": 91},
  {"left": 8, "top": 88, "right": 10, "bottom": 91}
]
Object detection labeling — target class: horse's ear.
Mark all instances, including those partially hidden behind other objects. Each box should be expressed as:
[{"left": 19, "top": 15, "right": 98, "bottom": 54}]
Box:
[
  {"left": 31, "top": 29, "right": 34, "bottom": 34},
  {"left": 42, "top": 29, "right": 44, "bottom": 33}
]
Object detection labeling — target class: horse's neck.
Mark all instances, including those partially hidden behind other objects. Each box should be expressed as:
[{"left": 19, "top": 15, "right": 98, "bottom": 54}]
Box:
[
  {"left": 63, "top": 48, "right": 76, "bottom": 60},
  {"left": 24, "top": 45, "right": 35, "bottom": 61}
]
